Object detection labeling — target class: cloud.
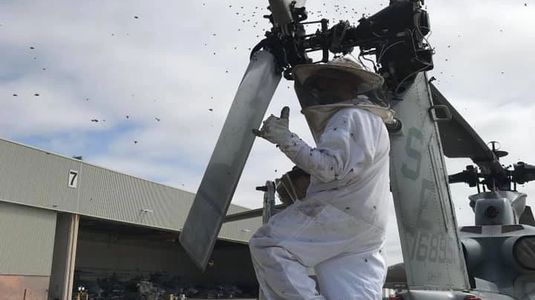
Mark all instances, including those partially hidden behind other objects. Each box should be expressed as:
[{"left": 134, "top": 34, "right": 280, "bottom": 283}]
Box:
[{"left": 2, "top": 0, "right": 535, "bottom": 266}]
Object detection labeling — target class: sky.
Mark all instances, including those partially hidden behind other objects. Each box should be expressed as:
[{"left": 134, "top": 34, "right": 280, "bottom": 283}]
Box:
[{"left": 1, "top": 0, "right": 535, "bottom": 265}]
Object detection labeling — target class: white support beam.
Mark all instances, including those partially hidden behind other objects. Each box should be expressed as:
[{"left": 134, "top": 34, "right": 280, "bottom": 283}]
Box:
[{"left": 49, "top": 213, "right": 80, "bottom": 300}]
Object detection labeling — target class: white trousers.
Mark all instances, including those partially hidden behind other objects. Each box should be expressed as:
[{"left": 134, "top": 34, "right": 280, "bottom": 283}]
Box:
[{"left": 249, "top": 203, "right": 387, "bottom": 300}]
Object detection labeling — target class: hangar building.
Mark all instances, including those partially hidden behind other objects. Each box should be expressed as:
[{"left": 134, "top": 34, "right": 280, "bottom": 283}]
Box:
[{"left": 0, "top": 138, "right": 262, "bottom": 299}]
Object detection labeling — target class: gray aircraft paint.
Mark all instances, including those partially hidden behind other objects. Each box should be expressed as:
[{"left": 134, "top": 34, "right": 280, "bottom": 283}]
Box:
[
  {"left": 389, "top": 73, "right": 470, "bottom": 289},
  {"left": 180, "top": 0, "right": 303, "bottom": 271},
  {"left": 179, "top": 50, "right": 281, "bottom": 270},
  {"left": 267, "top": 0, "right": 306, "bottom": 34}
]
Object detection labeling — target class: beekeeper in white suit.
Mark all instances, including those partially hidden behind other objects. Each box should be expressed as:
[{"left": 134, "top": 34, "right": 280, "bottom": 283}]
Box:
[{"left": 251, "top": 56, "right": 394, "bottom": 300}]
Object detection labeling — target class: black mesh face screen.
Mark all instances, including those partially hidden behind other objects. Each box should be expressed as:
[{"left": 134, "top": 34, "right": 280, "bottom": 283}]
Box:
[{"left": 294, "top": 73, "right": 368, "bottom": 108}]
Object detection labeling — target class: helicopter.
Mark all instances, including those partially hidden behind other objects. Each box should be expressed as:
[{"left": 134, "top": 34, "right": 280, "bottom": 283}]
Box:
[
  {"left": 179, "top": 0, "right": 535, "bottom": 299},
  {"left": 381, "top": 85, "right": 535, "bottom": 299},
  {"left": 430, "top": 85, "right": 535, "bottom": 299}
]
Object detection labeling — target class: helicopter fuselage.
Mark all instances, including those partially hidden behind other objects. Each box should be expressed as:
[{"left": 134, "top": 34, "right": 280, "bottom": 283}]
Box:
[{"left": 459, "top": 191, "right": 535, "bottom": 299}]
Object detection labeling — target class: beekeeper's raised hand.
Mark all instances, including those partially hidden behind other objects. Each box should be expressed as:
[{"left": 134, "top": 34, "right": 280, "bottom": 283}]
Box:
[{"left": 253, "top": 106, "right": 292, "bottom": 146}]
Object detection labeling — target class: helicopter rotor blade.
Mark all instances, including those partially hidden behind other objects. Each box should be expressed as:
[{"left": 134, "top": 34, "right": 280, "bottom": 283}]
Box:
[
  {"left": 389, "top": 74, "right": 471, "bottom": 289},
  {"left": 180, "top": 0, "right": 306, "bottom": 270},
  {"left": 179, "top": 50, "right": 282, "bottom": 270},
  {"left": 223, "top": 204, "right": 286, "bottom": 223},
  {"left": 429, "top": 83, "right": 506, "bottom": 176}
]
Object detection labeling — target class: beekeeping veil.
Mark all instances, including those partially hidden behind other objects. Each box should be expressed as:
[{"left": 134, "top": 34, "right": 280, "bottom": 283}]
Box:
[{"left": 293, "top": 57, "right": 394, "bottom": 142}]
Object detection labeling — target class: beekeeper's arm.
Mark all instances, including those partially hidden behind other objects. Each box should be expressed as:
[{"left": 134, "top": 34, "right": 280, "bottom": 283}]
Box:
[{"left": 254, "top": 107, "right": 375, "bottom": 183}]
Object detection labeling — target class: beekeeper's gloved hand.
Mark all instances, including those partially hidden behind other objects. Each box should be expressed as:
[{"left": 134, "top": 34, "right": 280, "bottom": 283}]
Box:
[{"left": 253, "top": 106, "right": 293, "bottom": 147}]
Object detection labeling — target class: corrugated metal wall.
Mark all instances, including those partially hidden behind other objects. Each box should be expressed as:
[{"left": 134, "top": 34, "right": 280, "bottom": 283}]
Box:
[
  {"left": 0, "top": 201, "right": 57, "bottom": 275},
  {"left": 77, "top": 163, "right": 191, "bottom": 230},
  {"left": 0, "top": 139, "right": 81, "bottom": 212},
  {"left": 0, "top": 138, "right": 261, "bottom": 242}
]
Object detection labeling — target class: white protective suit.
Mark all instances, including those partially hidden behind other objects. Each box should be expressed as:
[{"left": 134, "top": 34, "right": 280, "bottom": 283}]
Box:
[{"left": 250, "top": 101, "right": 392, "bottom": 300}]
